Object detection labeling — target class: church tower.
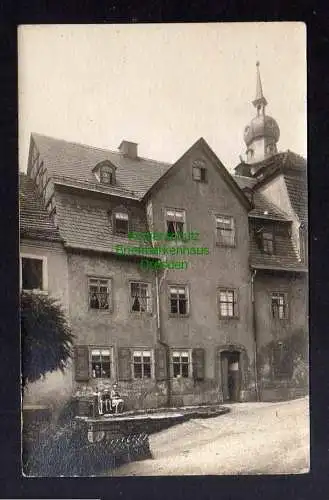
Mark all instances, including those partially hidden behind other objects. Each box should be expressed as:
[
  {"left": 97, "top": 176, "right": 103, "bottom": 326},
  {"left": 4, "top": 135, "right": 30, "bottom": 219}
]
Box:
[{"left": 243, "top": 62, "right": 280, "bottom": 167}]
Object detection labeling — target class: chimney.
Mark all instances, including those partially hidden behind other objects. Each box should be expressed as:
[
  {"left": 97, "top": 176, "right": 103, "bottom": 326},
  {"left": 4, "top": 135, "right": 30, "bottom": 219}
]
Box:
[{"left": 118, "top": 140, "right": 138, "bottom": 159}]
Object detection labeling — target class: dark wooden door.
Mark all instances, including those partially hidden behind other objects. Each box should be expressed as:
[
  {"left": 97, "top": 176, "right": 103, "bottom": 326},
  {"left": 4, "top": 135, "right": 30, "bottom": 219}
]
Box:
[{"left": 221, "top": 351, "right": 241, "bottom": 402}]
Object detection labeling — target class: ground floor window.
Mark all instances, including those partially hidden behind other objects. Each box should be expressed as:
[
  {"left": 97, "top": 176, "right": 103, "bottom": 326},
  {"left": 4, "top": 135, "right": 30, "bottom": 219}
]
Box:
[
  {"left": 172, "top": 350, "right": 190, "bottom": 378},
  {"left": 133, "top": 350, "right": 152, "bottom": 379},
  {"left": 91, "top": 348, "right": 111, "bottom": 378}
]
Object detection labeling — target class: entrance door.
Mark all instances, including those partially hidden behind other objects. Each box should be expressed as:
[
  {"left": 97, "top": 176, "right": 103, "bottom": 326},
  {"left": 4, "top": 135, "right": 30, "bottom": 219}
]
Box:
[{"left": 220, "top": 351, "right": 241, "bottom": 402}]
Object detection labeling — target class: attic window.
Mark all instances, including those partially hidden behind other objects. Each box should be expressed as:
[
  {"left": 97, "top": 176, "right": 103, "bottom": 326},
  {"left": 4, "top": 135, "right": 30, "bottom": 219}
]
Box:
[
  {"left": 100, "top": 164, "right": 115, "bottom": 185},
  {"left": 192, "top": 160, "right": 207, "bottom": 183}
]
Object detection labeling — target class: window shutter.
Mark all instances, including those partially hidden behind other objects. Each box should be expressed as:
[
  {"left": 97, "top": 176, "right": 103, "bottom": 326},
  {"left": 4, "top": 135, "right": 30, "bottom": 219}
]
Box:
[
  {"left": 118, "top": 348, "right": 132, "bottom": 381},
  {"left": 192, "top": 348, "right": 205, "bottom": 381},
  {"left": 284, "top": 292, "right": 289, "bottom": 320},
  {"left": 155, "top": 347, "right": 167, "bottom": 381},
  {"left": 234, "top": 290, "right": 239, "bottom": 318},
  {"left": 74, "top": 346, "right": 90, "bottom": 382}
]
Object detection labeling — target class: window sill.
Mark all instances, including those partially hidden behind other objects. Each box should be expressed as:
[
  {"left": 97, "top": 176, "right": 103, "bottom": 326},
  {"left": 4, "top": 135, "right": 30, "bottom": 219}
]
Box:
[
  {"left": 215, "top": 242, "right": 236, "bottom": 248},
  {"left": 130, "top": 311, "right": 153, "bottom": 317},
  {"left": 21, "top": 289, "right": 48, "bottom": 295},
  {"left": 218, "top": 316, "right": 239, "bottom": 321},
  {"left": 169, "top": 313, "right": 190, "bottom": 319}
]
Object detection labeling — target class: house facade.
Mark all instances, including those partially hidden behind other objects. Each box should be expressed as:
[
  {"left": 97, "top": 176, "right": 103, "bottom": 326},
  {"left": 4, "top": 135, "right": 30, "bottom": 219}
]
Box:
[{"left": 20, "top": 64, "right": 308, "bottom": 412}]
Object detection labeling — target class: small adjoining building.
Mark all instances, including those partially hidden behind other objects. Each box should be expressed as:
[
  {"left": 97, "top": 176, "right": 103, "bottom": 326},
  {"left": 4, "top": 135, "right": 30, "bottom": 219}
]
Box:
[{"left": 20, "top": 63, "right": 308, "bottom": 412}]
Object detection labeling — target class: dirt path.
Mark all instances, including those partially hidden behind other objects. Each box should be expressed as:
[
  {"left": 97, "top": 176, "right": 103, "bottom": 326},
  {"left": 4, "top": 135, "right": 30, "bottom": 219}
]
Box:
[{"left": 111, "top": 397, "right": 309, "bottom": 476}]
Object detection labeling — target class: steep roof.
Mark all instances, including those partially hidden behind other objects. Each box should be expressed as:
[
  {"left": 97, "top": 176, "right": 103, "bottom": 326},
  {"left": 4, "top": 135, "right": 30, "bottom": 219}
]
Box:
[
  {"left": 55, "top": 191, "right": 154, "bottom": 256},
  {"left": 19, "top": 173, "right": 61, "bottom": 242},
  {"left": 234, "top": 175, "right": 291, "bottom": 221},
  {"left": 284, "top": 174, "right": 308, "bottom": 225},
  {"left": 144, "top": 137, "right": 252, "bottom": 211},
  {"left": 32, "top": 133, "right": 172, "bottom": 199},
  {"left": 249, "top": 221, "right": 307, "bottom": 272}
]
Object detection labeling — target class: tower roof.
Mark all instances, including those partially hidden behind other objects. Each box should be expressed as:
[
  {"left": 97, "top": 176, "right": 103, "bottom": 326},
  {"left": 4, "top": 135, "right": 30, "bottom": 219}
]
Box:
[{"left": 252, "top": 61, "right": 268, "bottom": 109}]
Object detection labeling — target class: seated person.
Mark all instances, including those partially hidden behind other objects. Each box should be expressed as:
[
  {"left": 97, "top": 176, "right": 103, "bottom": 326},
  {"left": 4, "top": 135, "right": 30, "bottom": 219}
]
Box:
[
  {"left": 110, "top": 384, "right": 124, "bottom": 413},
  {"left": 97, "top": 388, "right": 111, "bottom": 415},
  {"left": 102, "top": 389, "right": 112, "bottom": 414}
]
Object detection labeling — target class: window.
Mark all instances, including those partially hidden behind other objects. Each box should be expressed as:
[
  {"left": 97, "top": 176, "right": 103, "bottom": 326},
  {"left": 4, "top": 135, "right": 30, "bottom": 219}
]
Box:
[
  {"left": 113, "top": 211, "right": 129, "bottom": 235},
  {"left": 91, "top": 348, "right": 111, "bottom": 378},
  {"left": 89, "top": 278, "right": 111, "bottom": 310},
  {"left": 169, "top": 286, "right": 189, "bottom": 316},
  {"left": 21, "top": 255, "right": 47, "bottom": 291},
  {"left": 100, "top": 165, "right": 114, "bottom": 185},
  {"left": 262, "top": 231, "right": 274, "bottom": 254},
  {"left": 271, "top": 292, "right": 287, "bottom": 320},
  {"left": 172, "top": 350, "right": 190, "bottom": 378},
  {"left": 216, "top": 215, "right": 235, "bottom": 247},
  {"left": 192, "top": 165, "right": 207, "bottom": 182},
  {"left": 130, "top": 282, "right": 152, "bottom": 313},
  {"left": 165, "top": 209, "right": 185, "bottom": 240},
  {"left": 218, "top": 289, "right": 237, "bottom": 318},
  {"left": 133, "top": 350, "right": 152, "bottom": 379},
  {"left": 192, "top": 159, "right": 207, "bottom": 182}
]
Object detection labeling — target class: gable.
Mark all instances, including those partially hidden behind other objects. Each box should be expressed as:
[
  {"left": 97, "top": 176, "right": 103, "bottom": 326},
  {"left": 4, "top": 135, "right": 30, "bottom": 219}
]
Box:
[{"left": 144, "top": 138, "right": 252, "bottom": 211}]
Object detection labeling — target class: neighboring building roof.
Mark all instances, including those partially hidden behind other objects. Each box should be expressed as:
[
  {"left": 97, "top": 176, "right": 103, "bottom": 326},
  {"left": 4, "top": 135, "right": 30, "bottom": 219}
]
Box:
[
  {"left": 234, "top": 175, "right": 258, "bottom": 190},
  {"left": 32, "top": 133, "right": 172, "bottom": 199},
  {"left": 284, "top": 174, "right": 308, "bottom": 226},
  {"left": 234, "top": 150, "right": 307, "bottom": 178},
  {"left": 234, "top": 175, "right": 291, "bottom": 221},
  {"left": 249, "top": 191, "right": 291, "bottom": 221},
  {"left": 249, "top": 221, "right": 306, "bottom": 272},
  {"left": 19, "top": 173, "right": 61, "bottom": 242}
]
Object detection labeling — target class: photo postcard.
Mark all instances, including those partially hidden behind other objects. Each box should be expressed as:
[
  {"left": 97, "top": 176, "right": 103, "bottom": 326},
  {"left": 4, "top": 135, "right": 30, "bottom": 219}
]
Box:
[{"left": 18, "top": 22, "right": 309, "bottom": 476}]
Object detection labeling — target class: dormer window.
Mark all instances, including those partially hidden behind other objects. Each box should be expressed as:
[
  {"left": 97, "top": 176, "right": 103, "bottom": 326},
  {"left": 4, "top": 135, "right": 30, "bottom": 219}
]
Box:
[
  {"left": 262, "top": 231, "right": 274, "bottom": 254},
  {"left": 94, "top": 161, "right": 116, "bottom": 185},
  {"left": 113, "top": 211, "right": 129, "bottom": 235},
  {"left": 100, "top": 165, "right": 114, "bottom": 184}
]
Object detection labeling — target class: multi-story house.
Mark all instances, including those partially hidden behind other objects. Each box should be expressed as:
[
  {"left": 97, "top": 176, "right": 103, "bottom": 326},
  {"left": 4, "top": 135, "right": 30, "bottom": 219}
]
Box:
[{"left": 20, "top": 64, "right": 308, "bottom": 412}]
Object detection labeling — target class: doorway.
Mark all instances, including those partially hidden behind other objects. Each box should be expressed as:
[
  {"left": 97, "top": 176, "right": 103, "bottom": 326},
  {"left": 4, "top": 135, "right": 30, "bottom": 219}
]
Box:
[{"left": 220, "top": 351, "right": 241, "bottom": 402}]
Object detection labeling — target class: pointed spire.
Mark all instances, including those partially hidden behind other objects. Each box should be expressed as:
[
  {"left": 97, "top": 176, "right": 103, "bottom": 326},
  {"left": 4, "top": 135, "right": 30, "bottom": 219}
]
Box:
[{"left": 252, "top": 61, "right": 267, "bottom": 111}]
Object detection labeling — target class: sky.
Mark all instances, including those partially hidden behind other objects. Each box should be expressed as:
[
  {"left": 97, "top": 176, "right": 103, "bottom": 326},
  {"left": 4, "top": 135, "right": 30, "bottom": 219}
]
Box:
[{"left": 18, "top": 23, "right": 306, "bottom": 173}]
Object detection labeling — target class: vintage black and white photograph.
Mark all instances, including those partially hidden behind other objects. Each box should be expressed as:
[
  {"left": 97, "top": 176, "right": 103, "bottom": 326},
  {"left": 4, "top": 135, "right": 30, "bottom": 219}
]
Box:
[{"left": 19, "top": 23, "right": 308, "bottom": 476}]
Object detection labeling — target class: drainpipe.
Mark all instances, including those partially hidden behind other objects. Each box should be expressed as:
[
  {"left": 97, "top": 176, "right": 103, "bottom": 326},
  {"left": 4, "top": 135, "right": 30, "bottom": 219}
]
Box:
[
  {"left": 155, "top": 268, "right": 172, "bottom": 408},
  {"left": 251, "top": 269, "right": 260, "bottom": 401}
]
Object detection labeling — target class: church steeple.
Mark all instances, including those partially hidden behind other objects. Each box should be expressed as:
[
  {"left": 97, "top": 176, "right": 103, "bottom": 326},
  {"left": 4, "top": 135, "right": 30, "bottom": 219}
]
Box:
[
  {"left": 252, "top": 61, "right": 267, "bottom": 115},
  {"left": 242, "top": 61, "right": 280, "bottom": 168}
]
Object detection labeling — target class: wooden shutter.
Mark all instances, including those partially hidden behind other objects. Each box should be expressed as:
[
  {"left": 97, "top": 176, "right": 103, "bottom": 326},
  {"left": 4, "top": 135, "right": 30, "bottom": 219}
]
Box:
[
  {"left": 118, "top": 348, "right": 132, "bottom": 381},
  {"left": 74, "top": 345, "right": 90, "bottom": 382},
  {"left": 192, "top": 348, "right": 205, "bottom": 380},
  {"left": 155, "top": 347, "right": 167, "bottom": 381}
]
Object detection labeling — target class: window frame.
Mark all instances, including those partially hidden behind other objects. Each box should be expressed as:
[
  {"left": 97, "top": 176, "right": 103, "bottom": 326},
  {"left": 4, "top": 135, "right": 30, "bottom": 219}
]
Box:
[
  {"left": 90, "top": 346, "right": 113, "bottom": 380},
  {"left": 165, "top": 208, "right": 186, "bottom": 241},
  {"left": 168, "top": 284, "right": 190, "bottom": 318},
  {"left": 171, "top": 349, "right": 192, "bottom": 379},
  {"left": 20, "top": 253, "right": 48, "bottom": 293},
  {"left": 215, "top": 214, "right": 236, "bottom": 247},
  {"left": 132, "top": 349, "right": 154, "bottom": 380},
  {"left": 271, "top": 291, "right": 288, "bottom": 321},
  {"left": 262, "top": 230, "right": 275, "bottom": 255},
  {"left": 88, "top": 276, "right": 112, "bottom": 312},
  {"left": 129, "top": 281, "right": 153, "bottom": 314},
  {"left": 217, "top": 288, "right": 238, "bottom": 319},
  {"left": 100, "top": 164, "right": 115, "bottom": 185},
  {"left": 113, "top": 210, "right": 129, "bottom": 236},
  {"left": 192, "top": 165, "right": 207, "bottom": 183}
]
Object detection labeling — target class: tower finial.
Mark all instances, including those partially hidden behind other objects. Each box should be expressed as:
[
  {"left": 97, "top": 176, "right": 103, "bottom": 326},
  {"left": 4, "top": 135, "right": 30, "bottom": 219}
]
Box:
[{"left": 252, "top": 61, "right": 267, "bottom": 111}]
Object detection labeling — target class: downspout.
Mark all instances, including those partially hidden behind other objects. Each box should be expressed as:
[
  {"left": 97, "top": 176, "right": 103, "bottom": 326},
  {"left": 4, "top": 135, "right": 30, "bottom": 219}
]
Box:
[
  {"left": 155, "top": 268, "right": 172, "bottom": 407},
  {"left": 251, "top": 269, "right": 260, "bottom": 401}
]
